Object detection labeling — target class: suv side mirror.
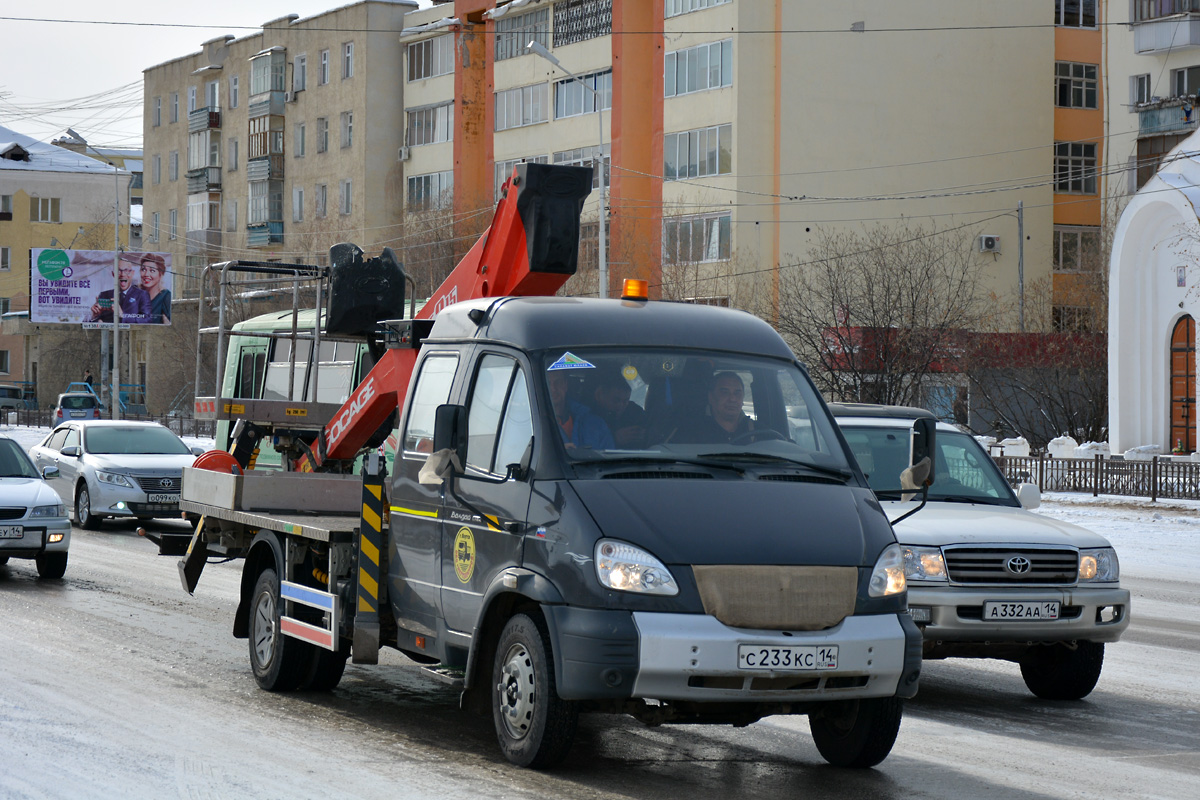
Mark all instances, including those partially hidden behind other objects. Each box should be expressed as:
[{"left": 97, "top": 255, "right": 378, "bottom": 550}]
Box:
[
  {"left": 433, "top": 404, "right": 468, "bottom": 469},
  {"left": 911, "top": 417, "right": 936, "bottom": 487}
]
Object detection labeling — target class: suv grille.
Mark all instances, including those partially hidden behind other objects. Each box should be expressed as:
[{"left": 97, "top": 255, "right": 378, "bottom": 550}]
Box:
[
  {"left": 135, "top": 475, "right": 181, "bottom": 492},
  {"left": 944, "top": 547, "right": 1078, "bottom": 585}
]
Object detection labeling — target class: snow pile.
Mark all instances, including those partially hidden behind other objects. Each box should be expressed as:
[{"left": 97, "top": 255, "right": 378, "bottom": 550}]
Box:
[
  {"left": 975, "top": 435, "right": 996, "bottom": 451},
  {"left": 996, "top": 437, "right": 1030, "bottom": 457},
  {"left": 1123, "top": 444, "right": 1163, "bottom": 461},
  {"left": 1074, "top": 441, "right": 1111, "bottom": 459},
  {"left": 1046, "top": 436, "right": 1079, "bottom": 458}
]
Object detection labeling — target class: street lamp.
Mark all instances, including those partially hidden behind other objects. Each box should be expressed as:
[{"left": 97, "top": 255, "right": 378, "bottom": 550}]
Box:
[
  {"left": 67, "top": 128, "right": 121, "bottom": 419},
  {"left": 527, "top": 40, "right": 608, "bottom": 298}
]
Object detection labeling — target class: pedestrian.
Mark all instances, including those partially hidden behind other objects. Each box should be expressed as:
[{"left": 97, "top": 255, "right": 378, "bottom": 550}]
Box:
[{"left": 84, "top": 368, "right": 94, "bottom": 388}]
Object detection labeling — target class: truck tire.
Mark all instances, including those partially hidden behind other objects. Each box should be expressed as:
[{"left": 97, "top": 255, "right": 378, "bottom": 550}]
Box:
[
  {"left": 249, "top": 568, "right": 313, "bottom": 692},
  {"left": 36, "top": 552, "right": 68, "bottom": 579},
  {"left": 492, "top": 613, "right": 578, "bottom": 769},
  {"left": 0, "top": 555, "right": 9, "bottom": 565},
  {"left": 301, "top": 644, "right": 349, "bottom": 692},
  {"left": 75, "top": 485, "right": 102, "bottom": 530},
  {"left": 1019, "top": 641, "right": 1104, "bottom": 700},
  {"left": 809, "top": 697, "right": 903, "bottom": 768}
]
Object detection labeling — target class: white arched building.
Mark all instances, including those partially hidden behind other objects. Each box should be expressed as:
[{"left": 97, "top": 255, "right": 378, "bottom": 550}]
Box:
[{"left": 1110, "top": 133, "right": 1200, "bottom": 454}]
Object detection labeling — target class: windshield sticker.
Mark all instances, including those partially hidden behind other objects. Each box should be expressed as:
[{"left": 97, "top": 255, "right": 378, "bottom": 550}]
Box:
[
  {"left": 622, "top": 365, "right": 639, "bottom": 381},
  {"left": 662, "top": 360, "right": 675, "bottom": 373},
  {"left": 547, "top": 352, "right": 596, "bottom": 371}
]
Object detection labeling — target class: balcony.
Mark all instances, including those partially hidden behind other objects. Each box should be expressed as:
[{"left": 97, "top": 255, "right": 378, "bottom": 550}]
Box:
[
  {"left": 248, "top": 92, "right": 285, "bottom": 119},
  {"left": 1134, "top": 14, "right": 1200, "bottom": 54},
  {"left": 186, "top": 166, "right": 222, "bottom": 193},
  {"left": 246, "top": 155, "right": 283, "bottom": 182},
  {"left": 1136, "top": 96, "right": 1200, "bottom": 137},
  {"left": 185, "top": 228, "right": 222, "bottom": 255},
  {"left": 246, "top": 222, "right": 284, "bottom": 248},
  {"left": 188, "top": 107, "right": 221, "bottom": 132}
]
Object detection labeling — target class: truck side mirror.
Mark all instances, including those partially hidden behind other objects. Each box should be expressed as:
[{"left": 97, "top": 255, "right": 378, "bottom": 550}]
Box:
[
  {"left": 910, "top": 417, "right": 936, "bottom": 487},
  {"left": 433, "top": 403, "right": 468, "bottom": 468}
]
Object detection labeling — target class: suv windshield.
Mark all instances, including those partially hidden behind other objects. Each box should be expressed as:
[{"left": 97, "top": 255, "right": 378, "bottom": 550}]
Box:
[
  {"left": 841, "top": 425, "right": 1017, "bottom": 504},
  {"left": 84, "top": 426, "right": 192, "bottom": 455},
  {"left": 540, "top": 348, "right": 851, "bottom": 475}
]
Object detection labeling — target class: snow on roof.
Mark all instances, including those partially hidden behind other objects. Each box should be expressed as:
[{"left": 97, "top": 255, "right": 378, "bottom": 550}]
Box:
[{"left": 0, "top": 124, "right": 128, "bottom": 175}]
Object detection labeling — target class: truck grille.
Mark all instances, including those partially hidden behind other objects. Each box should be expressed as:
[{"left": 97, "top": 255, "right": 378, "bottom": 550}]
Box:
[
  {"left": 692, "top": 565, "right": 858, "bottom": 630},
  {"left": 135, "top": 475, "right": 181, "bottom": 492},
  {"left": 943, "top": 547, "right": 1078, "bottom": 585}
]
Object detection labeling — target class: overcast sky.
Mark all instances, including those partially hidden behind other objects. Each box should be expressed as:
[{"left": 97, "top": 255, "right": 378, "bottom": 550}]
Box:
[{"left": 0, "top": 1, "right": 433, "bottom": 150}]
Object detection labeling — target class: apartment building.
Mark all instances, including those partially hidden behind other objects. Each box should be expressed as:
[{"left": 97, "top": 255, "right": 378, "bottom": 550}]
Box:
[{"left": 142, "top": 1, "right": 416, "bottom": 298}]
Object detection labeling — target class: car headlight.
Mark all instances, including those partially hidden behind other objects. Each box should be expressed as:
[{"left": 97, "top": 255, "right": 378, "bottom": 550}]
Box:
[
  {"left": 31, "top": 503, "right": 67, "bottom": 518},
  {"left": 96, "top": 471, "right": 135, "bottom": 488},
  {"left": 901, "top": 545, "right": 948, "bottom": 582},
  {"left": 869, "top": 543, "right": 907, "bottom": 597},
  {"left": 595, "top": 539, "right": 678, "bottom": 596},
  {"left": 1079, "top": 547, "right": 1119, "bottom": 582}
]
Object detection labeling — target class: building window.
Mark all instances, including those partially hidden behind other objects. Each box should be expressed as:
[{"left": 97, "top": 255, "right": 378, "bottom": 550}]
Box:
[
  {"left": 150, "top": 212, "right": 160, "bottom": 241},
  {"left": 554, "top": 70, "right": 612, "bottom": 119},
  {"left": 1134, "top": 1, "right": 1199, "bottom": 23},
  {"left": 319, "top": 50, "right": 330, "bottom": 84},
  {"left": 407, "top": 103, "right": 454, "bottom": 146},
  {"left": 188, "top": 130, "right": 221, "bottom": 171},
  {"left": 317, "top": 117, "right": 329, "bottom": 153},
  {"left": 188, "top": 86, "right": 197, "bottom": 113},
  {"left": 169, "top": 150, "right": 179, "bottom": 181},
  {"left": 295, "top": 123, "right": 306, "bottom": 157},
  {"left": 315, "top": 183, "right": 327, "bottom": 218},
  {"left": 407, "top": 35, "right": 454, "bottom": 81},
  {"left": 407, "top": 171, "right": 454, "bottom": 211},
  {"left": 495, "top": 156, "right": 549, "bottom": 200},
  {"left": 1137, "top": 132, "right": 1191, "bottom": 189},
  {"left": 341, "top": 111, "right": 354, "bottom": 148},
  {"left": 1, "top": 194, "right": 11, "bottom": 214},
  {"left": 153, "top": 97, "right": 162, "bottom": 127},
  {"left": 0, "top": 298, "right": 10, "bottom": 314},
  {"left": 663, "top": 212, "right": 731, "bottom": 264},
  {"left": 664, "top": 124, "right": 732, "bottom": 181},
  {"left": 171, "top": 92, "right": 179, "bottom": 122},
  {"left": 665, "top": 39, "right": 733, "bottom": 97},
  {"left": 1056, "top": 0, "right": 1097, "bottom": 27},
  {"left": 187, "top": 193, "right": 221, "bottom": 232},
  {"left": 226, "top": 200, "right": 237, "bottom": 232},
  {"left": 250, "top": 51, "right": 286, "bottom": 95},
  {"left": 343, "top": 42, "right": 355, "bottom": 79},
  {"left": 230, "top": 75, "right": 239, "bottom": 108},
  {"left": 248, "top": 181, "right": 278, "bottom": 225},
  {"left": 29, "top": 197, "right": 61, "bottom": 223},
  {"left": 248, "top": 116, "right": 284, "bottom": 159},
  {"left": 293, "top": 187, "right": 304, "bottom": 222},
  {"left": 152, "top": 155, "right": 161, "bottom": 184},
  {"left": 0, "top": 351, "right": 9, "bottom": 374},
  {"left": 339, "top": 179, "right": 352, "bottom": 215},
  {"left": 1053, "top": 226, "right": 1102, "bottom": 272},
  {"left": 294, "top": 55, "right": 307, "bottom": 92},
  {"left": 0, "top": 248, "right": 9, "bottom": 271},
  {"left": 495, "top": 83, "right": 549, "bottom": 131},
  {"left": 1053, "top": 141, "right": 1097, "bottom": 194},
  {"left": 1173, "top": 65, "right": 1200, "bottom": 99},
  {"left": 666, "top": 0, "right": 731, "bottom": 17},
  {"left": 169, "top": 208, "right": 178, "bottom": 239},
  {"left": 206, "top": 80, "right": 220, "bottom": 110},
  {"left": 1132, "top": 73, "right": 1151, "bottom": 107},
  {"left": 495, "top": 8, "right": 551, "bottom": 61},
  {"left": 553, "top": 0, "right": 612, "bottom": 48},
  {"left": 1053, "top": 306, "right": 1094, "bottom": 332},
  {"left": 229, "top": 138, "right": 239, "bottom": 171},
  {"left": 1056, "top": 62, "right": 1098, "bottom": 109},
  {"left": 553, "top": 145, "right": 610, "bottom": 189}
]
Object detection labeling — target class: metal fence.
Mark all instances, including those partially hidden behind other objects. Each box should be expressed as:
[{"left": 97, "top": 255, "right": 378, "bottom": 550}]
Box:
[
  {"left": 2, "top": 409, "right": 216, "bottom": 440},
  {"left": 995, "top": 454, "right": 1200, "bottom": 501}
]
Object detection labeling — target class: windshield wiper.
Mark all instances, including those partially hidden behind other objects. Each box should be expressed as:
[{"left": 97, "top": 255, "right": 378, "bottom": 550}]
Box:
[
  {"left": 572, "top": 455, "right": 745, "bottom": 475},
  {"left": 698, "top": 452, "right": 852, "bottom": 481},
  {"left": 932, "top": 494, "right": 1005, "bottom": 505}
]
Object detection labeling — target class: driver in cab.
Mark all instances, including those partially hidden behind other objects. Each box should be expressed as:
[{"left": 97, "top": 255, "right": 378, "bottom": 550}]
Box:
[{"left": 676, "top": 371, "right": 755, "bottom": 444}]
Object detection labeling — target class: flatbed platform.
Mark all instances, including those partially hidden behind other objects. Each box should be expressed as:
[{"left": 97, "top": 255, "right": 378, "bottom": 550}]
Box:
[{"left": 179, "top": 500, "right": 359, "bottom": 543}]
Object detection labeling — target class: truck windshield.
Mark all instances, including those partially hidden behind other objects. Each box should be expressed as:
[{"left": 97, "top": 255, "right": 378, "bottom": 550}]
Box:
[{"left": 541, "top": 348, "right": 851, "bottom": 473}]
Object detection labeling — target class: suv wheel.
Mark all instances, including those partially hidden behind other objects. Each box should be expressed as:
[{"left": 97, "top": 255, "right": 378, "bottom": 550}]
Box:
[{"left": 1019, "top": 641, "right": 1104, "bottom": 700}]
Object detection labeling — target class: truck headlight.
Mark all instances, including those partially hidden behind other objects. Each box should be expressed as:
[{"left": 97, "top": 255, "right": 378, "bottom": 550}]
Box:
[
  {"left": 902, "top": 545, "right": 948, "bottom": 582},
  {"left": 595, "top": 539, "right": 678, "bottom": 596},
  {"left": 1079, "top": 547, "right": 1119, "bottom": 582},
  {"left": 31, "top": 503, "right": 66, "bottom": 518},
  {"left": 869, "top": 543, "right": 907, "bottom": 597},
  {"left": 96, "top": 471, "right": 135, "bottom": 488}
]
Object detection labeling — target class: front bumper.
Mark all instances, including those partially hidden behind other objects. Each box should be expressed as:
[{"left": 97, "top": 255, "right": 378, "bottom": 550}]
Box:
[
  {"left": 0, "top": 521, "right": 71, "bottom": 559},
  {"left": 908, "top": 584, "right": 1130, "bottom": 644},
  {"left": 89, "top": 480, "right": 180, "bottom": 520}
]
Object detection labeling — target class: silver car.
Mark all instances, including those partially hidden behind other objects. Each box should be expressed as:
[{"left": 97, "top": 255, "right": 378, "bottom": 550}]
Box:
[
  {"left": 0, "top": 435, "right": 70, "bottom": 578},
  {"left": 30, "top": 421, "right": 202, "bottom": 529}
]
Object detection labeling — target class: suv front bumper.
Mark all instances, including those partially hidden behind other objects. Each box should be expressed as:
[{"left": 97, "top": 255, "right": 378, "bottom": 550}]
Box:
[{"left": 909, "top": 584, "right": 1130, "bottom": 644}]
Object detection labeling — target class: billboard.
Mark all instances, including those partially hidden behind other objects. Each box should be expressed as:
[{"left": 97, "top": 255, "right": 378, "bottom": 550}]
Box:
[{"left": 31, "top": 249, "right": 173, "bottom": 325}]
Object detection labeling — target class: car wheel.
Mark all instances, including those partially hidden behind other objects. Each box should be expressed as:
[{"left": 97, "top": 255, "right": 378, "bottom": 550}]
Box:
[
  {"left": 0, "top": 555, "right": 9, "bottom": 566},
  {"left": 75, "top": 485, "right": 102, "bottom": 530},
  {"left": 1019, "top": 641, "right": 1104, "bottom": 700},
  {"left": 249, "top": 567, "right": 313, "bottom": 692},
  {"left": 36, "top": 552, "right": 68, "bottom": 579},
  {"left": 809, "top": 697, "right": 903, "bottom": 768},
  {"left": 492, "top": 612, "right": 578, "bottom": 769}
]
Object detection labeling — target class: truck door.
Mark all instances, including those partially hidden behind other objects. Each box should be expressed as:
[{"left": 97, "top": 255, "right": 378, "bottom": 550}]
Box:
[
  {"left": 390, "top": 352, "right": 461, "bottom": 637},
  {"left": 440, "top": 353, "right": 535, "bottom": 635}
]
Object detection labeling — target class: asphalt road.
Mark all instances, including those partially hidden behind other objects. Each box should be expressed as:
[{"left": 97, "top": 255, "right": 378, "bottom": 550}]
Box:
[{"left": 2, "top": 521, "right": 1197, "bottom": 800}]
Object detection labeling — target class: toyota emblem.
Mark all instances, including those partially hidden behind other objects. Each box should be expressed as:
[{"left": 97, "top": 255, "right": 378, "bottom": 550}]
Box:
[
  {"left": 159, "top": 477, "right": 176, "bottom": 489},
  {"left": 1005, "top": 556, "right": 1032, "bottom": 575}
]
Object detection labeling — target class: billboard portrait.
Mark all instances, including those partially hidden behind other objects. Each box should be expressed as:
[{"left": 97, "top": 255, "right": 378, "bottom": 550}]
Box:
[{"left": 31, "top": 249, "right": 173, "bottom": 325}]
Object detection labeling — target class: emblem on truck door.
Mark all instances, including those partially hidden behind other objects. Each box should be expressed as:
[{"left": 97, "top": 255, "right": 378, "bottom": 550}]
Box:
[{"left": 454, "top": 527, "right": 476, "bottom": 583}]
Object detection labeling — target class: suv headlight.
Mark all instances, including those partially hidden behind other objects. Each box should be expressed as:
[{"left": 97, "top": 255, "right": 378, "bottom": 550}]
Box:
[
  {"left": 869, "top": 543, "right": 907, "bottom": 597},
  {"left": 902, "top": 545, "right": 948, "bottom": 582},
  {"left": 31, "top": 503, "right": 67, "bottom": 518},
  {"left": 96, "top": 471, "right": 135, "bottom": 488},
  {"left": 595, "top": 539, "right": 678, "bottom": 596},
  {"left": 1079, "top": 547, "right": 1119, "bottom": 582}
]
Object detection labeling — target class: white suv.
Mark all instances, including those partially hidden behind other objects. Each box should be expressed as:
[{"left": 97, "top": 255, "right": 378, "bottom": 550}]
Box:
[{"left": 830, "top": 403, "right": 1130, "bottom": 700}]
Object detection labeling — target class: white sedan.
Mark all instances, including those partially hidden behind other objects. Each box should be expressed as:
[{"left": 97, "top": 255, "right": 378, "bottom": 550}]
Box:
[{"left": 0, "top": 435, "right": 70, "bottom": 578}]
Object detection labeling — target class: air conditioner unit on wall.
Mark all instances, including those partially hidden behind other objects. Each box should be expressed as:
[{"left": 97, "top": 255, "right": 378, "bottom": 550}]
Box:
[
  {"left": 978, "top": 234, "right": 1001, "bottom": 254},
  {"left": 285, "top": 91, "right": 296, "bottom": 103},
  {"left": 398, "top": 146, "right": 410, "bottom": 161}
]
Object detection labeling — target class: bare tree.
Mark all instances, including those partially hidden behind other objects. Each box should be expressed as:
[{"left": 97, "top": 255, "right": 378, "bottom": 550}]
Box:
[{"left": 774, "top": 222, "right": 988, "bottom": 407}]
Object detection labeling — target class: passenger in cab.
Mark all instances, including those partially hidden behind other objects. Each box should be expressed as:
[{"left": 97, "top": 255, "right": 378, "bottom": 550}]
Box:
[
  {"left": 675, "top": 371, "right": 755, "bottom": 445},
  {"left": 591, "top": 369, "right": 647, "bottom": 449},
  {"left": 547, "top": 369, "right": 614, "bottom": 450}
]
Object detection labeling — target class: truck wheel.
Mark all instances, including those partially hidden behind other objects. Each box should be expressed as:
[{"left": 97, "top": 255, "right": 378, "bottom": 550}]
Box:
[
  {"left": 0, "top": 556, "right": 9, "bottom": 565},
  {"left": 1019, "top": 641, "right": 1104, "bottom": 700},
  {"left": 36, "top": 552, "right": 68, "bottom": 579},
  {"left": 75, "top": 485, "right": 102, "bottom": 530},
  {"left": 809, "top": 697, "right": 903, "bottom": 768},
  {"left": 492, "top": 613, "right": 578, "bottom": 769},
  {"left": 301, "top": 644, "right": 349, "bottom": 692},
  {"left": 249, "top": 568, "right": 312, "bottom": 692}
]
